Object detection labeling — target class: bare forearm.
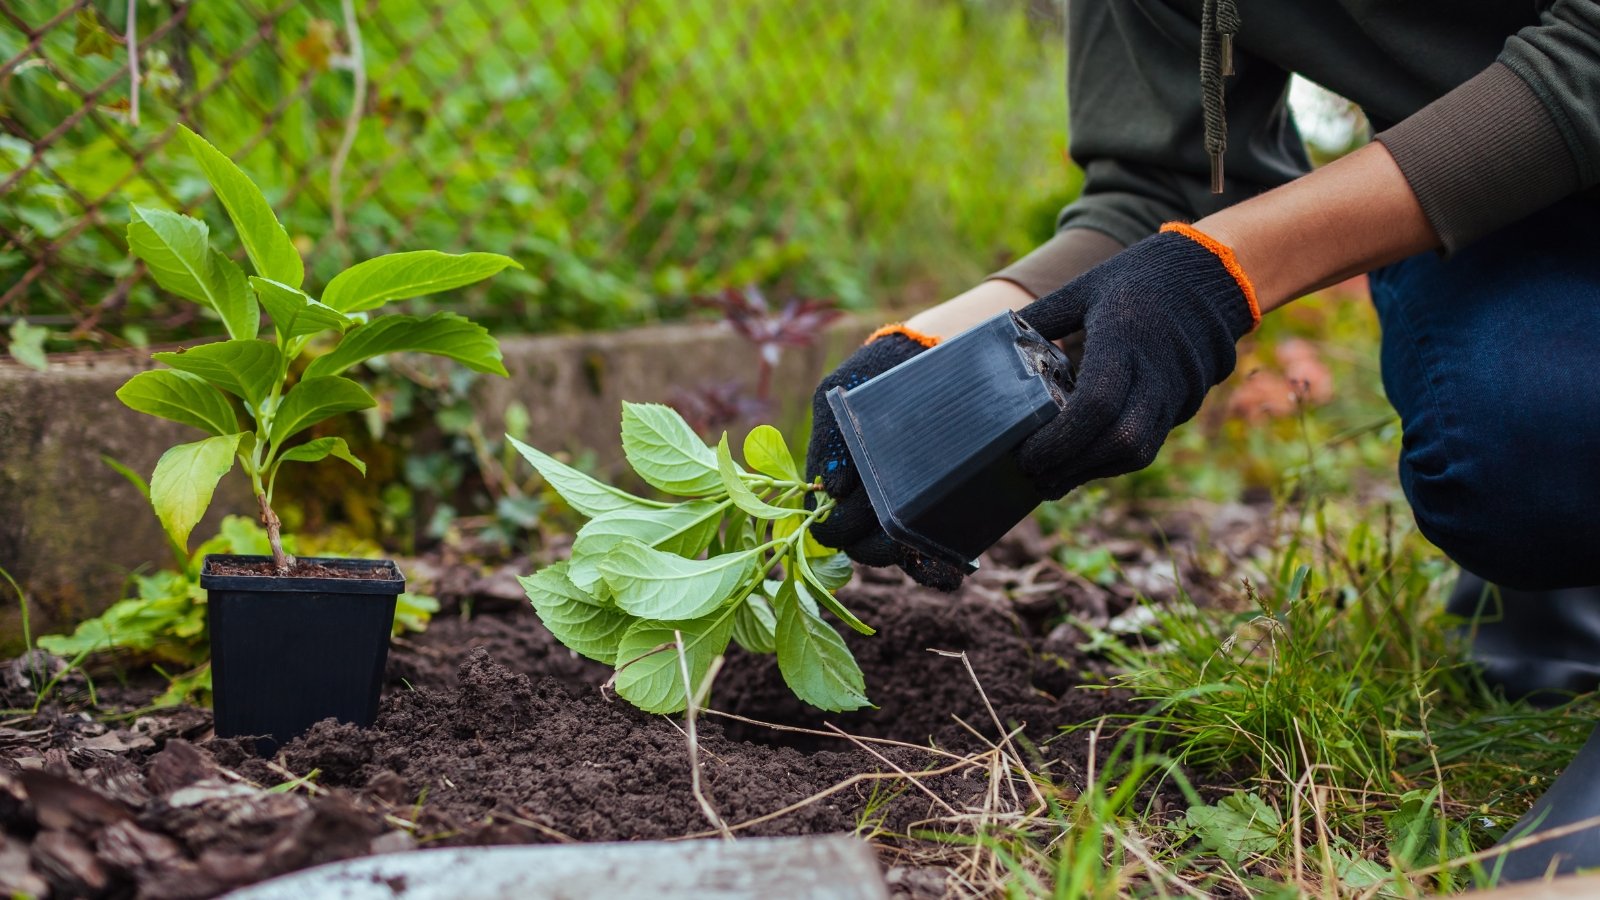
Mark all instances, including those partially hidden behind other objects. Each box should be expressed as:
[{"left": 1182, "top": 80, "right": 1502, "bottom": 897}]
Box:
[
  {"left": 904, "top": 279, "right": 1035, "bottom": 338},
  {"left": 1197, "top": 141, "right": 1437, "bottom": 313},
  {"left": 906, "top": 229, "right": 1125, "bottom": 339}
]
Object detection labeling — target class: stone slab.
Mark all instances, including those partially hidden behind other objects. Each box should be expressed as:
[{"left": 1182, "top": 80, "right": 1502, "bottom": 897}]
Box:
[{"left": 225, "top": 835, "right": 889, "bottom": 900}]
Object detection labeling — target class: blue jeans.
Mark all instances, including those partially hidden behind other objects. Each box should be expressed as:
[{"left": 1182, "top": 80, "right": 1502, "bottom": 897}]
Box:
[{"left": 1369, "top": 199, "right": 1600, "bottom": 590}]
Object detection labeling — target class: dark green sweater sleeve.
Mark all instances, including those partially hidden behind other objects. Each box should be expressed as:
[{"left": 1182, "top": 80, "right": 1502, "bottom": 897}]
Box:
[
  {"left": 1377, "top": 1, "right": 1598, "bottom": 251},
  {"left": 993, "top": 0, "right": 1309, "bottom": 295}
]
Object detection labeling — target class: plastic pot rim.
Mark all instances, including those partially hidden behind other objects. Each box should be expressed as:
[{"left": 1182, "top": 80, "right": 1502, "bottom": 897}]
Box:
[{"left": 198, "top": 554, "right": 405, "bottom": 595}]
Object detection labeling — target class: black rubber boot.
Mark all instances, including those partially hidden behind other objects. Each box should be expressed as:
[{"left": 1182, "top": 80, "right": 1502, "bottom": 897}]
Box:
[
  {"left": 1448, "top": 572, "right": 1600, "bottom": 706},
  {"left": 1494, "top": 723, "right": 1600, "bottom": 881}
]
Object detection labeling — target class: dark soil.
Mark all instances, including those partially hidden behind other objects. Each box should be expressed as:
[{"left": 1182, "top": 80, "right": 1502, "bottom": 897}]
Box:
[
  {"left": 204, "top": 558, "right": 398, "bottom": 581},
  {"left": 1, "top": 509, "right": 1255, "bottom": 898}
]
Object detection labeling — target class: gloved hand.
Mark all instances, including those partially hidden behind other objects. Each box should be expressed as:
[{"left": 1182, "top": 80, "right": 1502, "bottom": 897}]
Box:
[
  {"left": 1015, "top": 223, "right": 1259, "bottom": 498},
  {"left": 806, "top": 325, "right": 967, "bottom": 591}
]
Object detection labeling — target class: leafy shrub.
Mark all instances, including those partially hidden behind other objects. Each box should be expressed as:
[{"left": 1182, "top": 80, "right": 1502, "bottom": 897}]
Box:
[{"left": 514, "top": 403, "right": 870, "bottom": 714}]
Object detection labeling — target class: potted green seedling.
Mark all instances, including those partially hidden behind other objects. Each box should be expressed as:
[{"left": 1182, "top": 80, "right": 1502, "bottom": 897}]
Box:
[{"left": 118, "top": 128, "right": 518, "bottom": 753}]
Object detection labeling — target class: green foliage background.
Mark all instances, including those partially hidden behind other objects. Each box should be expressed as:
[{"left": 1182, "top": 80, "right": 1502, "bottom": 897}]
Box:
[{"left": 1, "top": 0, "right": 1075, "bottom": 348}]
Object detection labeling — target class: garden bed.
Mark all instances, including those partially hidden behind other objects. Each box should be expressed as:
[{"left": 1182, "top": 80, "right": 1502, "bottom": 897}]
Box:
[{"left": 0, "top": 506, "right": 1263, "bottom": 899}]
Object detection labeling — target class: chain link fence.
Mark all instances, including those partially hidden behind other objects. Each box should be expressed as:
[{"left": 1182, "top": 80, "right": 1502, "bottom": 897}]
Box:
[{"left": 1, "top": 0, "right": 1072, "bottom": 353}]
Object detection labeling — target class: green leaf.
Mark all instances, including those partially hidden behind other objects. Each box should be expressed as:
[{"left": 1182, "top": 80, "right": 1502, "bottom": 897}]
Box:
[
  {"left": 598, "top": 540, "right": 757, "bottom": 621},
  {"left": 1386, "top": 788, "right": 1473, "bottom": 868},
  {"left": 102, "top": 454, "right": 151, "bottom": 500},
  {"left": 732, "top": 593, "right": 778, "bottom": 654},
  {"left": 180, "top": 127, "right": 304, "bottom": 287},
  {"left": 251, "top": 277, "right": 350, "bottom": 341},
  {"left": 322, "top": 250, "right": 521, "bottom": 314},
  {"left": 37, "top": 568, "right": 206, "bottom": 663},
  {"left": 809, "top": 552, "right": 855, "bottom": 592},
  {"left": 117, "top": 370, "right": 239, "bottom": 436},
  {"left": 774, "top": 579, "right": 870, "bottom": 712},
  {"left": 268, "top": 376, "right": 375, "bottom": 446},
  {"left": 275, "top": 436, "right": 366, "bottom": 476},
  {"left": 128, "top": 205, "right": 258, "bottom": 340},
  {"left": 392, "top": 592, "right": 440, "bottom": 636},
  {"left": 150, "top": 434, "right": 244, "bottom": 550},
  {"left": 568, "top": 501, "right": 725, "bottom": 593},
  {"left": 7, "top": 319, "right": 48, "bottom": 371},
  {"left": 521, "top": 563, "right": 632, "bottom": 666},
  {"left": 716, "top": 433, "right": 794, "bottom": 520},
  {"left": 152, "top": 340, "right": 283, "bottom": 414},
  {"left": 1326, "top": 845, "right": 1391, "bottom": 890},
  {"left": 744, "top": 424, "right": 799, "bottom": 482},
  {"left": 302, "top": 312, "right": 507, "bottom": 379},
  {"left": 796, "top": 550, "right": 874, "bottom": 636},
  {"left": 204, "top": 514, "right": 276, "bottom": 558},
  {"left": 613, "top": 611, "right": 735, "bottom": 714},
  {"left": 1184, "top": 792, "right": 1283, "bottom": 866},
  {"left": 620, "top": 402, "right": 722, "bottom": 496},
  {"left": 507, "top": 436, "right": 669, "bottom": 517},
  {"left": 206, "top": 249, "right": 256, "bottom": 339}
]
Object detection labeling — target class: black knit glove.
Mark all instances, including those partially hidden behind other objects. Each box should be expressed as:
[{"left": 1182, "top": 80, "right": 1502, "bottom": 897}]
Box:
[
  {"left": 806, "top": 327, "right": 967, "bottom": 591},
  {"left": 1015, "top": 225, "right": 1258, "bottom": 499}
]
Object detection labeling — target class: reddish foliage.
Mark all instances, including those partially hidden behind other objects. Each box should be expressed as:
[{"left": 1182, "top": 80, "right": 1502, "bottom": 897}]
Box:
[
  {"left": 669, "top": 381, "right": 770, "bottom": 438},
  {"left": 671, "top": 286, "right": 842, "bottom": 435},
  {"left": 696, "top": 286, "right": 843, "bottom": 371}
]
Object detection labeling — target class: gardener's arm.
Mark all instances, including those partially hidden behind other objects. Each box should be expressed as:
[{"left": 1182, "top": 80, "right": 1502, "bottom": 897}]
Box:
[
  {"left": 908, "top": 136, "right": 1433, "bottom": 336},
  {"left": 904, "top": 140, "right": 1434, "bottom": 340},
  {"left": 907, "top": 137, "right": 1437, "bottom": 342},
  {"left": 907, "top": 136, "right": 1438, "bottom": 335},
  {"left": 1195, "top": 140, "right": 1435, "bottom": 312}
]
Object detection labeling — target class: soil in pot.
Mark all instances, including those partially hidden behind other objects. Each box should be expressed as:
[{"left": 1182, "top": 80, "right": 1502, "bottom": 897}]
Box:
[{"left": 205, "top": 558, "right": 395, "bottom": 580}]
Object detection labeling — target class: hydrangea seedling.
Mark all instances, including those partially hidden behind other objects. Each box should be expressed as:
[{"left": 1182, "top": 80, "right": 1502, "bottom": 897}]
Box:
[
  {"left": 119, "top": 127, "right": 519, "bottom": 573},
  {"left": 513, "top": 404, "right": 872, "bottom": 714}
]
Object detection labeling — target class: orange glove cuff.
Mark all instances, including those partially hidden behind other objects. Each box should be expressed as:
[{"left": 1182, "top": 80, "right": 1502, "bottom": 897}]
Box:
[
  {"left": 1159, "top": 222, "right": 1262, "bottom": 330},
  {"left": 865, "top": 323, "right": 941, "bottom": 348}
]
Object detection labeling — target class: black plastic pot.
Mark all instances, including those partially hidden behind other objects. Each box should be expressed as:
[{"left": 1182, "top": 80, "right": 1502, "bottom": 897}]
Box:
[
  {"left": 201, "top": 554, "right": 404, "bottom": 756},
  {"left": 827, "top": 311, "right": 1072, "bottom": 572}
]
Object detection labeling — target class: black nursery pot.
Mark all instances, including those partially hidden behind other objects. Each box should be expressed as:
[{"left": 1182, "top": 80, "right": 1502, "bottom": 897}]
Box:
[
  {"left": 827, "top": 311, "right": 1072, "bottom": 572},
  {"left": 200, "top": 555, "right": 404, "bottom": 756}
]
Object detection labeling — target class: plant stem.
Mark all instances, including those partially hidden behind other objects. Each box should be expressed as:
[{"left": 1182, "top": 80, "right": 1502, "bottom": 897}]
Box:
[
  {"left": 255, "top": 489, "right": 293, "bottom": 574},
  {"left": 749, "top": 498, "right": 834, "bottom": 561}
]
